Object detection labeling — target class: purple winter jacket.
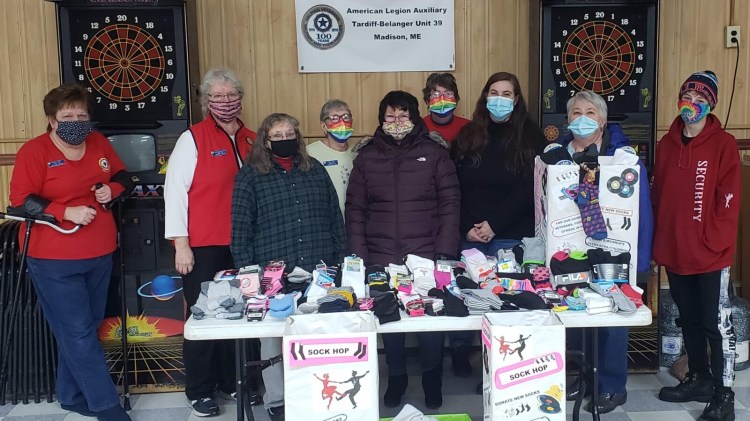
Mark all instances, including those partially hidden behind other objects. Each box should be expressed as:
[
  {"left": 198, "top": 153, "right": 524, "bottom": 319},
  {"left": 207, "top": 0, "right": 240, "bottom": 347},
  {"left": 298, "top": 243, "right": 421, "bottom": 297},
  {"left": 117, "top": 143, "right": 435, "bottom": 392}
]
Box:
[{"left": 345, "top": 123, "right": 460, "bottom": 266}]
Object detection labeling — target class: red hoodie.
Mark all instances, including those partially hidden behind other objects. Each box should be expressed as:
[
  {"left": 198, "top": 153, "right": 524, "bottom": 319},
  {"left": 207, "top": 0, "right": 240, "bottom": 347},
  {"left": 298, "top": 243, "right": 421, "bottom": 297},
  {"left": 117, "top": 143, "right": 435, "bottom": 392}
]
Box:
[{"left": 651, "top": 114, "right": 741, "bottom": 274}]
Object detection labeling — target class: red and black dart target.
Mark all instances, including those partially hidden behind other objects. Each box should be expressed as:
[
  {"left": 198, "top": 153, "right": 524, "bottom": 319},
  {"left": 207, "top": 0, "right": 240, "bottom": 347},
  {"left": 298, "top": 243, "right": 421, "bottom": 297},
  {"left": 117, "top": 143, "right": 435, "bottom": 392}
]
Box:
[
  {"left": 561, "top": 20, "right": 634, "bottom": 95},
  {"left": 85, "top": 24, "right": 165, "bottom": 103}
]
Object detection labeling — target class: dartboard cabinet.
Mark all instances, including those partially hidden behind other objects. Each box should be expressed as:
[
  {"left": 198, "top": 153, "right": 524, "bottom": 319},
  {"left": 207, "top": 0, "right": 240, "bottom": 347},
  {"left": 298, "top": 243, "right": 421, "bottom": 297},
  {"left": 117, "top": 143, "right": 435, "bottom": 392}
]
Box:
[{"left": 540, "top": 0, "right": 658, "bottom": 170}]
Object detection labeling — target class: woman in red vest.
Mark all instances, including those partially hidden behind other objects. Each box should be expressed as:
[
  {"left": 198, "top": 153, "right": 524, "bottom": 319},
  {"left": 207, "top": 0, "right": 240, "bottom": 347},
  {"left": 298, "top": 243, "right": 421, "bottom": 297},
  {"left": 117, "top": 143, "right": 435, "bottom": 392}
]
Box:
[{"left": 164, "top": 68, "right": 255, "bottom": 417}]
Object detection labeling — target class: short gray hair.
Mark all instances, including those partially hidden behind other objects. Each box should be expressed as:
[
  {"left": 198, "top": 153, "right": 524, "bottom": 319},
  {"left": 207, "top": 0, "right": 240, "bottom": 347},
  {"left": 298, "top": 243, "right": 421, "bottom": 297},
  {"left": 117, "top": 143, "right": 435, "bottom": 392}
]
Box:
[
  {"left": 199, "top": 68, "right": 244, "bottom": 116},
  {"left": 319, "top": 99, "right": 351, "bottom": 122},
  {"left": 566, "top": 91, "right": 608, "bottom": 122}
]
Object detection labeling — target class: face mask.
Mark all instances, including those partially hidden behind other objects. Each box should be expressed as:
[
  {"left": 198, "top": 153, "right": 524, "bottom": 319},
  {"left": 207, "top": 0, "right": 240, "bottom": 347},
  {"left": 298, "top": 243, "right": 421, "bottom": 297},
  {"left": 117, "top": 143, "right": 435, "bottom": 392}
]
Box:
[
  {"left": 209, "top": 98, "right": 242, "bottom": 122},
  {"left": 428, "top": 96, "right": 457, "bottom": 116},
  {"left": 55, "top": 120, "right": 92, "bottom": 146},
  {"left": 325, "top": 121, "right": 354, "bottom": 143},
  {"left": 486, "top": 96, "right": 515, "bottom": 121},
  {"left": 568, "top": 115, "right": 600, "bottom": 138},
  {"left": 270, "top": 138, "right": 299, "bottom": 158},
  {"left": 679, "top": 100, "right": 710, "bottom": 124},
  {"left": 382, "top": 120, "right": 415, "bottom": 141}
]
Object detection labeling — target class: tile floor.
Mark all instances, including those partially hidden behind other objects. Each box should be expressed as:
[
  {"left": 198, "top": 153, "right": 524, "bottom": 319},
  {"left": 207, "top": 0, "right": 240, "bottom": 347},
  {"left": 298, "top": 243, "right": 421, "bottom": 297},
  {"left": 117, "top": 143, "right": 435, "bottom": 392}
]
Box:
[{"left": 1, "top": 353, "right": 749, "bottom": 421}]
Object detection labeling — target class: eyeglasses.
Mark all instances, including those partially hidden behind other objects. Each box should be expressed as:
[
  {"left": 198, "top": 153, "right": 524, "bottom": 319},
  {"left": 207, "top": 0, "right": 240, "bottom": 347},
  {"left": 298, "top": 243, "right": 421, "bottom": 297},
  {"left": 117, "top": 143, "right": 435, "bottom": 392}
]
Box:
[
  {"left": 324, "top": 113, "right": 352, "bottom": 124},
  {"left": 430, "top": 90, "right": 455, "bottom": 99},
  {"left": 384, "top": 114, "right": 411, "bottom": 122},
  {"left": 268, "top": 131, "right": 296, "bottom": 141},
  {"left": 207, "top": 92, "right": 241, "bottom": 101}
]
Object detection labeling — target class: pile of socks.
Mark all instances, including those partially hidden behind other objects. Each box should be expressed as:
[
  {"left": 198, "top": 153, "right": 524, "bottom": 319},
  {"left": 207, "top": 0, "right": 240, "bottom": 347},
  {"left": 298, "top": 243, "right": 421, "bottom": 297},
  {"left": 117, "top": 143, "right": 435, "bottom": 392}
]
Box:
[
  {"left": 398, "top": 292, "right": 425, "bottom": 317},
  {"left": 268, "top": 292, "right": 301, "bottom": 319},
  {"left": 496, "top": 249, "right": 521, "bottom": 273},
  {"left": 366, "top": 265, "right": 391, "bottom": 293},
  {"left": 428, "top": 287, "right": 468, "bottom": 317},
  {"left": 423, "top": 298, "right": 444, "bottom": 316},
  {"left": 342, "top": 255, "right": 366, "bottom": 297},
  {"left": 191, "top": 279, "right": 244, "bottom": 320},
  {"left": 461, "top": 248, "right": 495, "bottom": 283},
  {"left": 549, "top": 251, "right": 592, "bottom": 288},
  {"left": 520, "top": 236, "right": 546, "bottom": 272},
  {"left": 434, "top": 259, "right": 456, "bottom": 290},
  {"left": 588, "top": 248, "right": 631, "bottom": 283},
  {"left": 589, "top": 281, "right": 637, "bottom": 314},
  {"left": 498, "top": 290, "right": 548, "bottom": 310},
  {"left": 389, "top": 264, "right": 413, "bottom": 294},
  {"left": 261, "top": 261, "right": 285, "bottom": 296},
  {"left": 306, "top": 263, "right": 339, "bottom": 303},
  {"left": 405, "top": 254, "right": 436, "bottom": 296},
  {"left": 370, "top": 290, "right": 401, "bottom": 324},
  {"left": 318, "top": 286, "right": 356, "bottom": 313},
  {"left": 577, "top": 288, "right": 614, "bottom": 314},
  {"left": 237, "top": 265, "right": 261, "bottom": 298},
  {"left": 460, "top": 288, "right": 505, "bottom": 314}
]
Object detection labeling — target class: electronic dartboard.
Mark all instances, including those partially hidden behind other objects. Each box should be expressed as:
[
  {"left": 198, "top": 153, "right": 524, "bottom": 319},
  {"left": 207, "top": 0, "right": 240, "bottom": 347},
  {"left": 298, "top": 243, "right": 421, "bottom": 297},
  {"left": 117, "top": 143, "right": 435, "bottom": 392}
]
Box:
[{"left": 540, "top": 0, "right": 658, "bottom": 169}]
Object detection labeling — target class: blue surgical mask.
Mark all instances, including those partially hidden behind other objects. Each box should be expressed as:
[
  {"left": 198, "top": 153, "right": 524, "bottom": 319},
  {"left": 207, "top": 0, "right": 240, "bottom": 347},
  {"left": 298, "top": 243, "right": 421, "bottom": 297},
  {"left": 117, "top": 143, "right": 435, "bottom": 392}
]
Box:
[
  {"left": 486, "top": 96, "right": 515, "bottom": 122},
  {"left": 55, "top": 120, "right": 92, "bottom": 146},
  {"left": 568, "top": 115, "right": 600, "bottom": 138}
]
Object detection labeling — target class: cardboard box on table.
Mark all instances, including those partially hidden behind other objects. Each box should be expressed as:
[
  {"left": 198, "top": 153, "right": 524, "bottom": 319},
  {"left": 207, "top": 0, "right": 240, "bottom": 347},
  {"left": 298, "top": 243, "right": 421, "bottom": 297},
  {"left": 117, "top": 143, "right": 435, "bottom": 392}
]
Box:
[
  {"left": 481, "top": 311, "right": 566, "bottom": 420},
  {"left": 534, "top": 156, "right": 640, "bottom": 283},
  {"left": 283, "top": 312, "right": 379, "bottom": 421}
]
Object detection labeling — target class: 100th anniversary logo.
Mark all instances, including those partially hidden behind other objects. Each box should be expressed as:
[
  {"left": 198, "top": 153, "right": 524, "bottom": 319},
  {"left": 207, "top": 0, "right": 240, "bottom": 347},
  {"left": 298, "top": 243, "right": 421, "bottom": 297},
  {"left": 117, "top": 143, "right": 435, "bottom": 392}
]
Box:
[{"left": 301, "top": 4, "right": 344, "bottom": 49}]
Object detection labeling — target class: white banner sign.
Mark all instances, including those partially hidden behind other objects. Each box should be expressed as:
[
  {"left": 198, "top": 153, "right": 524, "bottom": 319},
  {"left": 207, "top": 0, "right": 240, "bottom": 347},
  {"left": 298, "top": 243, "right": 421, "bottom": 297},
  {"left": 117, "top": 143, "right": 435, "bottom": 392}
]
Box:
[{"left": 295, "top": 0, "right": 455, "bottom": 73}]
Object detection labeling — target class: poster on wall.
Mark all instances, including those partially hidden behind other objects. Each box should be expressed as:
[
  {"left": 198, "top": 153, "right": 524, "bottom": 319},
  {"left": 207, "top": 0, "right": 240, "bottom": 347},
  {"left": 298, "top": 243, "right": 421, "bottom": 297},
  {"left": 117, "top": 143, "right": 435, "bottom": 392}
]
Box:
[{"left": 295, "top": 0, "right": 455, "bottom": 72}]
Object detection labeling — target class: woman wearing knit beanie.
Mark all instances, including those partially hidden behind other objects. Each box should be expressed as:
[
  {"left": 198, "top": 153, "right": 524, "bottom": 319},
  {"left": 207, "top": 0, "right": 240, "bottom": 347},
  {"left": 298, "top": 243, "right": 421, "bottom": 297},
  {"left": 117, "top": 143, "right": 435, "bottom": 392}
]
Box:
[{"left": 652, "top": 70, "right": 740, "bottom": 421}]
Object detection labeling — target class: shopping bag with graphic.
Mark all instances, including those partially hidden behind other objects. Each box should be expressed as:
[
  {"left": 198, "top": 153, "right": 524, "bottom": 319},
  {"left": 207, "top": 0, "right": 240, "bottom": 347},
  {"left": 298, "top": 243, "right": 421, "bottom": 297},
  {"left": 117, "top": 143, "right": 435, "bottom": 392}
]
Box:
[
  {"left": 534, "top": 156, "right": 640, "bottom": 283},
  {"left": 481, "top": 311, "right": 566, "bottom": 421},
  {"left": 283, "top": 312, "right": 379, "bottom": 421}
]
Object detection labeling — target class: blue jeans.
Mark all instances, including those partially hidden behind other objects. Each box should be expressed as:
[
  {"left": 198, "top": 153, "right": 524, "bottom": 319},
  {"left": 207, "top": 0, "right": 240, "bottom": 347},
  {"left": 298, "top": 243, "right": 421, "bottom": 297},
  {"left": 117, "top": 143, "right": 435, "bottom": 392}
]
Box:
[
  {"left": 26, "top": 254, "right": 120, "bottom": 412},
  {"left": 460, "top": 239, "right": 521, "bottom": 259},
  {"left": 567, "top": 327, "right": 629, "bottom": 393}
]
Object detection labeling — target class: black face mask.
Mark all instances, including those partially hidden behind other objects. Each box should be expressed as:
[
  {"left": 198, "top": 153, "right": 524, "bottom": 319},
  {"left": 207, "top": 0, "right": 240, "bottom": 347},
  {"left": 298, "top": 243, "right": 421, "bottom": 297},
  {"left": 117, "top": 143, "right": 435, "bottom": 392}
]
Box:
[{"left": 270, "top": 138, "right": 299, "bottom": 158}]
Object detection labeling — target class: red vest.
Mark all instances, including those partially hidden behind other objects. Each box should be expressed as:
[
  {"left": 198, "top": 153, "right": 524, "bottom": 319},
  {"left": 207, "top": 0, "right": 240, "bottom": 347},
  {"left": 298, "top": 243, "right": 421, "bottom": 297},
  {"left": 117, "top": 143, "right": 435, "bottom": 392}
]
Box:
[{"left": 187, "top": 115, "right": 255, "bottom": 247}]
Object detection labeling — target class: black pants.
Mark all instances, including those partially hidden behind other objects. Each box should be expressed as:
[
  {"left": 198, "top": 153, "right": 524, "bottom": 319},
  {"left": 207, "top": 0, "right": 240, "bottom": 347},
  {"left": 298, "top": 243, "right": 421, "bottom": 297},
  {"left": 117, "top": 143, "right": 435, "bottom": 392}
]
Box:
[
  {"left": 382, "top": 332, "right": 444, "bottom": 376},
  {"left": 183, "top": 245, "right": 236, "bottom": 400},
  {"left": 668, "top": 267, "right": 736, "bottom": 388}
]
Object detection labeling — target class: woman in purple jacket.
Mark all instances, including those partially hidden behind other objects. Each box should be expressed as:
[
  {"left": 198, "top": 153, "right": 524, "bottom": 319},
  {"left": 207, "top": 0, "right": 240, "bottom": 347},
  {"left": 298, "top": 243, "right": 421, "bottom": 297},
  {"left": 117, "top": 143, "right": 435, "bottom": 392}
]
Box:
[{"left": 346, "top": 91, "right": 460, "bottom": 409}]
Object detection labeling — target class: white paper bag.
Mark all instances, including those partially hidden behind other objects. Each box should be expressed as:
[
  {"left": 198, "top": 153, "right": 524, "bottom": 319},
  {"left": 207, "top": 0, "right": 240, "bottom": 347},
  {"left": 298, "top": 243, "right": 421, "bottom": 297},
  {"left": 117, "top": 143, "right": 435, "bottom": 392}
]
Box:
[
  {"left": 534, "top": 156, "right": 640, "bottom": 283},
  {"left": 481, "top": 311, "right": 566, "bottom": 421},
  {"left": 283, "top": 312, "right": 378, "bottom": 420}
]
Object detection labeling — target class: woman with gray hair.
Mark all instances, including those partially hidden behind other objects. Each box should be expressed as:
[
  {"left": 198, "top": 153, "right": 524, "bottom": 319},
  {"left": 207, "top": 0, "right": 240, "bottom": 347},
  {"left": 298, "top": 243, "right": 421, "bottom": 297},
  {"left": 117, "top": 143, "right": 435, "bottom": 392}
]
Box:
[
  {"left": 307, "top": 99, "right": 357, "bottom": 215},
  {"left": 542, "top": 90, "right": 653, "bottom": 414},
  {"left": 231, "top": 112, "right": 345, "bottom": 420},
  {"left": 164, "top": 68, "right": 256, "bottom": 417}
]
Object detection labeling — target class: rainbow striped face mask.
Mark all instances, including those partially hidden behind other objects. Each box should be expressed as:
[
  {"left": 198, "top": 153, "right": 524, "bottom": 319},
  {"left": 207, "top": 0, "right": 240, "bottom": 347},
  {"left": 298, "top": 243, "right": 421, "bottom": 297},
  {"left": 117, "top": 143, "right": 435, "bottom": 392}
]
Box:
[
  {"left": 428, "top": 96, "right": 457, "bottom": 116},
  {"left": 325, "top": 120, "right": 354, "bottom": 143},
  {"left": 679, "top": 100, "right": 710, "bottom": 124}
]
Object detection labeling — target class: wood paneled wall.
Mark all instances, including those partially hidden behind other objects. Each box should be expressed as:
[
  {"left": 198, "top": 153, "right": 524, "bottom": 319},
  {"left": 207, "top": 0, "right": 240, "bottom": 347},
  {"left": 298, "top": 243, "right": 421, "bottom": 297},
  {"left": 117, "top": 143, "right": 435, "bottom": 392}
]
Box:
[{"left": 0, "top": 0, "right": 748, "bottom": 209}]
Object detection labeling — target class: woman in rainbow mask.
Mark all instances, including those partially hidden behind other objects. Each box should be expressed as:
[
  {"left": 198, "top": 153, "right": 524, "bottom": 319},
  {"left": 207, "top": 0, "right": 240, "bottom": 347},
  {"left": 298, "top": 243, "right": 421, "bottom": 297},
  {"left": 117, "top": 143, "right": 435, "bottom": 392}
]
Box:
[
  {"left": 421, "top": 72, "right": 470, "bottom": 143},
  {"left": 653, "top": 71, "right": 740, "bottom": 421},
  {"left": 450, "top": 72, "right": 547, "bottom": 382},
  {"left": 307, "top": 99, "right": 357, "bottom": 216}
]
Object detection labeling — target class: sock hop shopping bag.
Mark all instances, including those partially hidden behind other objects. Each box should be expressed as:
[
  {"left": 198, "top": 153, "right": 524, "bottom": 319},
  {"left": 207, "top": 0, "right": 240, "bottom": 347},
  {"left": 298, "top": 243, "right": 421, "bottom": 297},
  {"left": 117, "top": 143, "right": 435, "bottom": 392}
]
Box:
[
  {"left": 283, "top": 312, "right": 379, "bottom": 420},
  {"left": 482, "top": 311, "right": 566, "bottom": 420},
  {"left": 534, "top": 156, "right": 640, "bottom": 283}
]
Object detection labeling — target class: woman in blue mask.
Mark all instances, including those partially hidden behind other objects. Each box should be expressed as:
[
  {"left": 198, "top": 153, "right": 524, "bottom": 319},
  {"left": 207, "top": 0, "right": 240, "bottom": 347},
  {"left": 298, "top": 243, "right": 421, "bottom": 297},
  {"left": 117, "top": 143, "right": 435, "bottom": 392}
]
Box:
[
  {"left": 450, "top": 72, "right": 547, "bottom": 381},
  {"left": 553, "top": 91, "right": 653, "bottom": 415}
]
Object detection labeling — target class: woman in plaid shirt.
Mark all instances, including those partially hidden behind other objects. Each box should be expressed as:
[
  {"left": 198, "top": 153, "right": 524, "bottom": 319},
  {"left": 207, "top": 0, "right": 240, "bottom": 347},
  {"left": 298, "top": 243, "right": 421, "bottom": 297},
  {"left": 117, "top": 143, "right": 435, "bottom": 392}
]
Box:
[{"left": 231, "top": 112, "right": 345, "bottom": 420}]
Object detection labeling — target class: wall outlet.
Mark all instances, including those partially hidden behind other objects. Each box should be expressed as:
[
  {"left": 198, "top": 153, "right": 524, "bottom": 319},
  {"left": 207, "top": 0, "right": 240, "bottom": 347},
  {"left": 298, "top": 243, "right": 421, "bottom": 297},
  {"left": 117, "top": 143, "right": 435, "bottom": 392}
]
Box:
[{"left": 726, "top": 26, "right": 740, "bottom": 48}]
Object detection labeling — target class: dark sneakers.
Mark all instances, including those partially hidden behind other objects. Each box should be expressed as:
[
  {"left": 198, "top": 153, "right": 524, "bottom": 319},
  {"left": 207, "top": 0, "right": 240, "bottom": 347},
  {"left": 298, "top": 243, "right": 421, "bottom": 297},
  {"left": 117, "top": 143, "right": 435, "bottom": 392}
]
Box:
[
  {"left": 451, "top": 346, "right": 472, "bottom": 378},
  {"left": 189, "top": 397, "right": 220, "bottom": 417},
  {"left": 700, "top": 389, "right": 735, "bottom": 421},
  {"left": 585, "top": 391, "right": 627, "bottom": 414},
  {"left": 659, "top": 371, "right": 714, "bottom": 403},
  {"left": 61, "top": 401, "right": 96, "bottom": 417},
  {"left": 267, "top": 405, "right": 285, "bottom": 421},
  {"left": 383, "top": 374, "right": 408, "bottom": 408}
]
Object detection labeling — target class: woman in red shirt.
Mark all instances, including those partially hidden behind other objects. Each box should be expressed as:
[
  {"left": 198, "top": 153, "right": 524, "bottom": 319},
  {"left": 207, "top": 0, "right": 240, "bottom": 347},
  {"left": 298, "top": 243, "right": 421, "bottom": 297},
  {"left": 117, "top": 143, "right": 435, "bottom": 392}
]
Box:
[{"left": 9, "top": 83, "right": 131, "bottom": 421}]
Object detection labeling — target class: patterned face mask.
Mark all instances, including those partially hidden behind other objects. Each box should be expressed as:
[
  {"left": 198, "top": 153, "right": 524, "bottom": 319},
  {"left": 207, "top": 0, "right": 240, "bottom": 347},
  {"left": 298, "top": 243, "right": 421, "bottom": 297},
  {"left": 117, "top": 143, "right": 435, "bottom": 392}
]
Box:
[
  {"left": 428, "top": 96, "right": 457, "bottom": 116},
  {"left": 55, "top": 120, "right": 92, "bottom": 146},
  {"left": 679, "top": 100, "right": 710, "bottom": 124},
  {"left": 325, "top": 120, "right": 354, "bottom": 143},
  {"left": 209, "top": 98, "right": 242, "bottom": 122},
  {"left": 382, "top": 120, "right": 415, "bottom": 141}
]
